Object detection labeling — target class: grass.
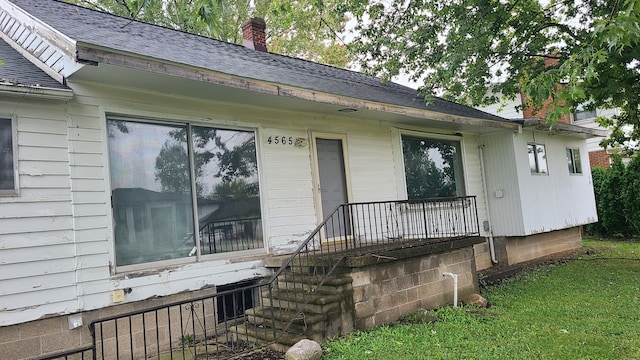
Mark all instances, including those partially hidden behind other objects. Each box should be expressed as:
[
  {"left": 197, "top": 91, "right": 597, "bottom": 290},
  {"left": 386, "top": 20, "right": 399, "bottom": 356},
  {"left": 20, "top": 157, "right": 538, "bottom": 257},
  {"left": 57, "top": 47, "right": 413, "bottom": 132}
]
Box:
[{"left": 322, "top": 239, "right": 640, "bottom": 360}]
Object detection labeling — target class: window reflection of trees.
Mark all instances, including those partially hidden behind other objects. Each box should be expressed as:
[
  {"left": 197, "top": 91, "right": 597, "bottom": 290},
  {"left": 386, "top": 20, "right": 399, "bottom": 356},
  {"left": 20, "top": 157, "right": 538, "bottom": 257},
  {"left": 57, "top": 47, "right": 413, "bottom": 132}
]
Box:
[
  {"left": 108, "top": 119, "right": 262, "bottom": 266},
  {"left": 402, "top": 136, "right": 465, "bottom": 199}
]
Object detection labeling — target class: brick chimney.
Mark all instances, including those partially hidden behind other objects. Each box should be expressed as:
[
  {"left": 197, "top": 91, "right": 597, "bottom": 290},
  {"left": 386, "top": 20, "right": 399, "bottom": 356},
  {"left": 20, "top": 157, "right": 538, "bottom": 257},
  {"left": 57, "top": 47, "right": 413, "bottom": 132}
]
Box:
[
  {"left": 242, "top": 18, "right": 267, "bottom": 52},
  {"left": 521, "top": 56, "right": 572, "bottom": 124}
]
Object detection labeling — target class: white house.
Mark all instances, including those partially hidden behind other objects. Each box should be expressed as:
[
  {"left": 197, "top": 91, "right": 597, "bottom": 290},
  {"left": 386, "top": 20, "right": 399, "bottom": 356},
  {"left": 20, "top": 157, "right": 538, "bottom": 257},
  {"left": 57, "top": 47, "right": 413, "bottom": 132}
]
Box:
[{"left": 0, "top": 0, "right": 604, "bottom": 358}]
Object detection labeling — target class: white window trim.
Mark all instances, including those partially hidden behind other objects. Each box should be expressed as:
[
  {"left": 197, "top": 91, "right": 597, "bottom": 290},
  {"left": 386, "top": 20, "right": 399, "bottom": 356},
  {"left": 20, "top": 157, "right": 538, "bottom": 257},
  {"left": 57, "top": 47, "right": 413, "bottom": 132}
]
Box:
[{"left": 0, "top": 114, "right": 19, "bottom": 196}]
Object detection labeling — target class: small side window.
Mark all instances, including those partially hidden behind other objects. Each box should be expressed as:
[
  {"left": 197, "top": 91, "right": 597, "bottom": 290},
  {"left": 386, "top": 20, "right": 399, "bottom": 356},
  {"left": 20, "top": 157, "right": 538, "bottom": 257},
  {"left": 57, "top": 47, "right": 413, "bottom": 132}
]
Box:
[
  {"left": 566, "top": 148, "right": 582, "bottom": 174},
  {"left": 527, "top": 143, "right": 548, "bottom": 174},
  {"left": 0, "top": 116, "right": 18, "bottom": 196},
  {"left": 572, "top": 109, "right": 597, "bottom": 122}
]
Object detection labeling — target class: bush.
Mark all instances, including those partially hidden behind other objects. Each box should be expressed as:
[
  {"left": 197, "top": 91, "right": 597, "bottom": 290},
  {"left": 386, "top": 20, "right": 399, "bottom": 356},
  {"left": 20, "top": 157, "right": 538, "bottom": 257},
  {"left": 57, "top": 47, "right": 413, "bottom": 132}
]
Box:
[
  {"left": 585, "top": 167, "right": 606, "bottom": 235},
  {"left": 623, "top": 156, "right": 640, "bottom": 234},
  {"left": 587, "top": 157, "right": 639, "bottom": 238}
]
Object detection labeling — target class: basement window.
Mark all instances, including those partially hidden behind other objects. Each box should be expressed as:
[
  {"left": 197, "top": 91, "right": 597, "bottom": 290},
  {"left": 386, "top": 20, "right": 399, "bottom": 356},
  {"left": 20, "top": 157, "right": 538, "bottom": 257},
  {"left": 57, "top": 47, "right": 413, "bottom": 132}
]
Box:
[
  {"left": 216, "top": 280, "right": 258, "bottom": 323},
  {"left": 0, "top": 116, "right": 18, "bottom": 196},
  {"left": 528, "top": 143, "right": 548, "bottom": 174},
  {"left": 566, "top": 148, "right": 582, "bottom": 174}
]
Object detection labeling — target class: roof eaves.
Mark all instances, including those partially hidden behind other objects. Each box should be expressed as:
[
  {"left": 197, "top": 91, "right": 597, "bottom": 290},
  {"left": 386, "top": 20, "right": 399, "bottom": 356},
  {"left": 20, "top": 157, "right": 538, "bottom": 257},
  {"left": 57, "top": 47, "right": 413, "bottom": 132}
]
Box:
[
  {"left": 75, "top": 44, "right": 520, "bottom": 131},
  {"left": 522, "top": 118, "right": 608, "bottom": 138}
]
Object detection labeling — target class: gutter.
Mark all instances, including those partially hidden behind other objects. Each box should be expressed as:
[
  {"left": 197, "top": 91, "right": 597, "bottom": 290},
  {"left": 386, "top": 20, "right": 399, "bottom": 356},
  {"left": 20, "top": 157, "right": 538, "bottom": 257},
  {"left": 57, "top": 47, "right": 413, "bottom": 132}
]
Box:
[
  {"left": 518, "top": 118, "right": 608, "bottom": 138},
  {"left": 0, "top": 83, "right": 73, "bottom": 100}
]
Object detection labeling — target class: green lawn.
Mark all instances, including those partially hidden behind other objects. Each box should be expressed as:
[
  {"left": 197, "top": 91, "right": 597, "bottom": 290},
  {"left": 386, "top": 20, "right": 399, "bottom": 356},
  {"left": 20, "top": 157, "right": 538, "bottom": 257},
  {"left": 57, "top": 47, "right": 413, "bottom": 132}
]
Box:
[{"left": 322, "top": 239, "right": 640, "bottom": 360}]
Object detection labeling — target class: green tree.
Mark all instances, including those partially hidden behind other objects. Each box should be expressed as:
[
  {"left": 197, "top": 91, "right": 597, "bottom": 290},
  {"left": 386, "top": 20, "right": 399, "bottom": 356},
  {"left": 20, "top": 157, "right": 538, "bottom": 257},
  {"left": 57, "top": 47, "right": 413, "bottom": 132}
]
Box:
[
  {"left": 347, "top": 0, "right": 640, "bottom": 151},
  {"left": 623, "top": 155, "right": 640, "bottom": 233},
  {"left": 585, "top": 166, "right": 606, "bottom": 235},
  {"left": 212, "top": 179, "right": 258, "bottom": 201},
  {"left": 599, "top": 159, "right": 628, "bottom": 236},
  {"left": 154, "top": 140, "right": 191, "bottom": 193},
  {"left": 65, "top": 0, "right": 352, "bottom": 68},
  {"left": 154, "top": 127, "right": 259, "bottom": 198},
  {"left": 402, "top": 137, "right": 457, "bottom": 199}
]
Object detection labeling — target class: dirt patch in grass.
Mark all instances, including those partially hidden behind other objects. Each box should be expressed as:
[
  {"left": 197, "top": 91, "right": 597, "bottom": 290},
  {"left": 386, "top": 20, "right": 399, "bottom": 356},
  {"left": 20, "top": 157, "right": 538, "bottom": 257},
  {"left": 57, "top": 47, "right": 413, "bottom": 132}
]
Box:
[
  {"left": 230, "top": 348, "right": 285, "bottom": 360},
  {"left": 478, "top": 246, "right": 596, "bottom": 286}
]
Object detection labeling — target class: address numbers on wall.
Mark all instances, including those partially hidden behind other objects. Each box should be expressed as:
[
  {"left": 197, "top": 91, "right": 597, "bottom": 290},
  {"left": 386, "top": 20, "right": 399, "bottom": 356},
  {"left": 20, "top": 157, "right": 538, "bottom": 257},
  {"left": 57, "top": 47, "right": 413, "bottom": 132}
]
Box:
[
  {"left": 267, "top": 136, "right": 293, "bottom": 145},
  {"left": 265, "top": 135, "right": 308, "bottom": 148}
]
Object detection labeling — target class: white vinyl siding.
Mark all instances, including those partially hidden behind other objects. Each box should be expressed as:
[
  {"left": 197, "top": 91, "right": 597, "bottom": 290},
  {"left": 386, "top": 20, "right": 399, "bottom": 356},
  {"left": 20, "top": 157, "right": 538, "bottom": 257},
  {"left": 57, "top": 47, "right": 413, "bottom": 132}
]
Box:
[
  {"left": 481, "top": 131, "right": 597, "bottom": 237},
  {"left": 516, "top": 133, "right": 597, "bottom": 233},
  {"left": 0, "top": 99, "right": 76, "bottom": 324},
  {"left": 479, "top": 132, "right": 525, "bottom": 236}
]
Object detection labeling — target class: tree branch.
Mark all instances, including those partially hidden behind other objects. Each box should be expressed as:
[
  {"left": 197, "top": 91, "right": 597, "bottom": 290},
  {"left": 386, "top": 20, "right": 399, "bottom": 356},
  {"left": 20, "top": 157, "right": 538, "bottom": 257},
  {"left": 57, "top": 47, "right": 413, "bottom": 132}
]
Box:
[{"left": 534, "top": 21, "right": 583, "bottom": 42}]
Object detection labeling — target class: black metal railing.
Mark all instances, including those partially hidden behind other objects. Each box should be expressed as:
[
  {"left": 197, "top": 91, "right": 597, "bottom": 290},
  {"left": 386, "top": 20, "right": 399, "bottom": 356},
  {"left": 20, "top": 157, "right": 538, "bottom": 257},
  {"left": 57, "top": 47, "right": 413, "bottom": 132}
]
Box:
[
  {"left": 317, "top": 196, "right": 480, "bottom": 252},
  {"left": 88, "top": 196, "right": 478, "bottom": 359},
  {"left": 34, "top": 346, "right": 93, "bottom": 360},
  {"left": 199, "top": 217, "right": 263, "bottom": 254}
]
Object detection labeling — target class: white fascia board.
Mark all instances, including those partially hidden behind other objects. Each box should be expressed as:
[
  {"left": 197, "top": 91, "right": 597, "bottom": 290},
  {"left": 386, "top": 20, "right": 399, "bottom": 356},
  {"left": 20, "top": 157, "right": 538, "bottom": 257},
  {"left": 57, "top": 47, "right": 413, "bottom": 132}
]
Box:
[{"left": 0, "top": 0, "right": 84, "bottom": 78}]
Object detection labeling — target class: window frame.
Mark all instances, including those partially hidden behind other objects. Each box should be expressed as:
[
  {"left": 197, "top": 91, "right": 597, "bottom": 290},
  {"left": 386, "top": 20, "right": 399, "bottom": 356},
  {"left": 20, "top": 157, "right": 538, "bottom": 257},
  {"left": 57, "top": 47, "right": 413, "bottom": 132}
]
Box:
[
  {"left": 566, "top": 148, "right": 583, "bottom": 174},
  {"left": 398, "top": 131, "right": 467, "bottom": 200},
  {"left": 0, "top": 115, "right": 19, "bottom": 196},
  {"left": 105, "top": 115, "right": 265, "bottom": 272},
  {"left": 527, "top": 143, "right": 549, "bottom": 175}
]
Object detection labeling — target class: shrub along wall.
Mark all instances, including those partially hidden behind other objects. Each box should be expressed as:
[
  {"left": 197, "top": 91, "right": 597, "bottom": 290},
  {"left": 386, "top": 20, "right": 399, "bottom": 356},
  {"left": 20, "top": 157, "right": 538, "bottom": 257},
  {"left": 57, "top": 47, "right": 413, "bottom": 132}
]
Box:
[{"left": 587, "top": 156, "right": 640, "bottom": 237}]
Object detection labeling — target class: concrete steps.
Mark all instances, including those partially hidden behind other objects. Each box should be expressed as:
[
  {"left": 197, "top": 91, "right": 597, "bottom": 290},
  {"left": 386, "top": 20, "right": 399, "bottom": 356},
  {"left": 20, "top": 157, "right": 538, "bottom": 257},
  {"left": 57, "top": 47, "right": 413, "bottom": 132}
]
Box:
[{"left": 233, "top": 260, "right": 354, "bottom": 351}]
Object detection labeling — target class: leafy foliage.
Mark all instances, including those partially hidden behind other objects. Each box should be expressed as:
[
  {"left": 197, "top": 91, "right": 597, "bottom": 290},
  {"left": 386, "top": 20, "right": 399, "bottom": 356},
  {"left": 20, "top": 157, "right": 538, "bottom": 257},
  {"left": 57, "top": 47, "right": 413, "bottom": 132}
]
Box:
[
  {"left": 346, "top": 0, "right": 640, "bottom": 151},
  {"left": 212, "top": 179, "right": 258, "bottom": 201},
  {"left": 622, "top": 155, "right": 640, "bottom": 233},
  {"left": 64, "top": 0, "right": 352, "bottom": 68},
  {"left": 587, "top": 166, "right": 606, "bottom": 235},
  {"left": 402, "top": 136, "right": 460, "bottom": 198},
  {"left": 587, "top": 157, "right": 640, "bottom": 237},
  {"left": 153, "top": 127, "right": 258, "bottom": 199}
]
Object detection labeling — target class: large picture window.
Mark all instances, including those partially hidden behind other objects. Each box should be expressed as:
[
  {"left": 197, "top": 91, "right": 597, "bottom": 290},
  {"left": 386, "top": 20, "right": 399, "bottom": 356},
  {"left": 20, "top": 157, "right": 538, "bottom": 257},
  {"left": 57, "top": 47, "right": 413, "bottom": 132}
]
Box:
[
  {"left": 108, "top": 118, "right": 262, "bottom": 267},
  {"left": 401, "top": 135, "right": 466, "bottom": 199},
  {"left": 0, "top": 116, "right": 18, "bottom": 196}
]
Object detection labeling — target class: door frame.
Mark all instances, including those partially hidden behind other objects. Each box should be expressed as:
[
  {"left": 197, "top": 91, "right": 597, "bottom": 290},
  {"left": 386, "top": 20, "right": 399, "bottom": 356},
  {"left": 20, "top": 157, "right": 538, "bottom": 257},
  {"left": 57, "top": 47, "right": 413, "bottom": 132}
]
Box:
[{"left": 310, "top": 132, "right": 353, "bottom": 225}]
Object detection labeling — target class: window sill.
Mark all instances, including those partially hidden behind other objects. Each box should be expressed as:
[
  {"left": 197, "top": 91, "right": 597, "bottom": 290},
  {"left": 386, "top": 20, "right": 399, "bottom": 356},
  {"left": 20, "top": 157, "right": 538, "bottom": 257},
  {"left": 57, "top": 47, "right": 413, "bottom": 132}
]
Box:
[{"left": 112, "top": 248, "right": 269, "bottom": 278}]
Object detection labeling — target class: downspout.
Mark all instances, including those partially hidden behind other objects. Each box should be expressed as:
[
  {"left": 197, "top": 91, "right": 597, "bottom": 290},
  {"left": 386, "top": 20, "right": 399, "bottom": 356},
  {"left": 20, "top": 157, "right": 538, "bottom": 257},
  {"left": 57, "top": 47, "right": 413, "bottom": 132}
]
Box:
[{"left": 478, "top": 144, "right": 498, "bottom": 264}]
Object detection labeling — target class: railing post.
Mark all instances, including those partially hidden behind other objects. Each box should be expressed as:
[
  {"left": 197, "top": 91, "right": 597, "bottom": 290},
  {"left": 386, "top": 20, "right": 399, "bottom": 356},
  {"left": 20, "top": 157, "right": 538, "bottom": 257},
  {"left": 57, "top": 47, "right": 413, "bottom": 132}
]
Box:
[
  {"left": 421, "top": 201, "right": 429, "bottom": 240},
  {"left": 268, "top": 284, "right": 277, "bottom": 342},
  {"left": 350, "top": 204, "right": 357, "bottom": 249},
  {"left": 341, "top": 204, "right": 349, "bottom": 249},
  {"left": 89, "top": 322, "right": 97, "bottom": 360}
]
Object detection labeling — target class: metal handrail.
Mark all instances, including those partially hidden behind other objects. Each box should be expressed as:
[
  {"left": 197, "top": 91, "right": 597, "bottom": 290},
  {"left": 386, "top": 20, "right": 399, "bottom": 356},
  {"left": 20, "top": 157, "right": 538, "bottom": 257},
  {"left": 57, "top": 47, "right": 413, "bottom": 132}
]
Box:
[{"left": 88, "top": 196, "right": 479, "bottom": 359}]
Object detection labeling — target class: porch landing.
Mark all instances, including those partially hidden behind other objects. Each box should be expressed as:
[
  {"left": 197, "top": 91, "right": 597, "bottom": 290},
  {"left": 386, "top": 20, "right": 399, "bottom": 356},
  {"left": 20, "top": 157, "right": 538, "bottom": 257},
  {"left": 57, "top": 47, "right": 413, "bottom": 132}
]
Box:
[{"left": 261, "top": 235, "right": 484, "bottom": 339}]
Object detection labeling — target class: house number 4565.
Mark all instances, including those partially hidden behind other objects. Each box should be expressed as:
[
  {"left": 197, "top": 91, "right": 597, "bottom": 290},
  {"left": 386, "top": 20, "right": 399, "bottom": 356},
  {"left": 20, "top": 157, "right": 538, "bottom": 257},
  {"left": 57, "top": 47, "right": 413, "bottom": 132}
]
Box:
[{"left": 267, "top": 136, "right": 293, "bottom": 145}]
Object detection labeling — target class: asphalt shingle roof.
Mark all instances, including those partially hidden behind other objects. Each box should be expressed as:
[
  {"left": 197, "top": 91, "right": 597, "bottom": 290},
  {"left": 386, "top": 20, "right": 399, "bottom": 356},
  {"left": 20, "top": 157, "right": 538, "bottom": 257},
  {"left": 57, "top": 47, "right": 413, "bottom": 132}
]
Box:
[
  {"left": 6, "top": 0, "right": 507, "bottom": 122},
  {"left": 0, "top": 37, "right": 68, "bottom": 89}
]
